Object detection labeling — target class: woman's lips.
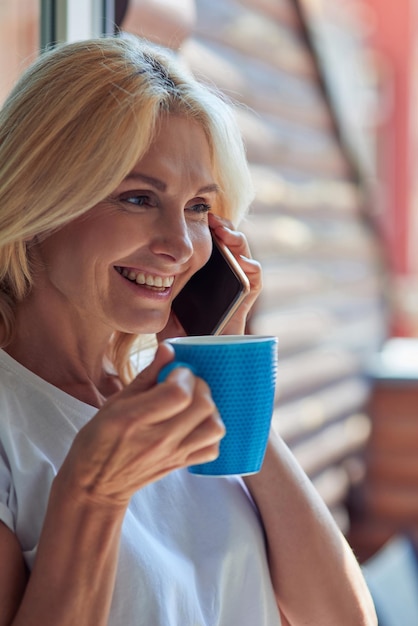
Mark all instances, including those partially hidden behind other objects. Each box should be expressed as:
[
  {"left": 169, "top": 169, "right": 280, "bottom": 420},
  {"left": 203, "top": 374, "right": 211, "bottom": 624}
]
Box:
[{"left": 115, "top": 266, "right": 174, "bottom": 288}]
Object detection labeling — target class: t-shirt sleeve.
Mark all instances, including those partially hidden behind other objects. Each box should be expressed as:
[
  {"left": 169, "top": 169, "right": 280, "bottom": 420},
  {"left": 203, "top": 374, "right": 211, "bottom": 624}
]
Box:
[{"left": 0, "top": 444, "right": 15, "bottom": 532}]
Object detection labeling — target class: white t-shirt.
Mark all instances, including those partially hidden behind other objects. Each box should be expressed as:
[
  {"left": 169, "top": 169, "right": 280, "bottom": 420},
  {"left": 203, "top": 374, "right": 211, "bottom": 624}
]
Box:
[{"left": 0, "top": 349, "right": 281, "bottom": 625}]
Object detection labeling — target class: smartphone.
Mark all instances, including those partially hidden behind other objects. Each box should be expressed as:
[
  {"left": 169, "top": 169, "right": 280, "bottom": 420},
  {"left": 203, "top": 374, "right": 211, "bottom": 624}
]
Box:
[{"left": 172, "top": 232, "right": 250, "bottom": 336}]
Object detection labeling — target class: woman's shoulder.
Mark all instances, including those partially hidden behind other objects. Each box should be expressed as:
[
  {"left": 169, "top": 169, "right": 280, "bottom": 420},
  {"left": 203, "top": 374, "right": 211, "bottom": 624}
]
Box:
[{"left": 0, "top": 348, "right": 96, "bottom": 439}]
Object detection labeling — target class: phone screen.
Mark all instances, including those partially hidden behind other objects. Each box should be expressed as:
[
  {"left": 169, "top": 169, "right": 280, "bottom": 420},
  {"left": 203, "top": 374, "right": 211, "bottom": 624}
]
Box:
[{"left": 172, "top": 234, "right": 250, "bottom": 336}]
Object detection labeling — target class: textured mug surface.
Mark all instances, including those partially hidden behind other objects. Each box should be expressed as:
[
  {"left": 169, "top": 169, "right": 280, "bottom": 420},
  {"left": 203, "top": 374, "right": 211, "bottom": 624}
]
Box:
[{"left": 160, "top": 335, "right": 278, "bottom": 476}]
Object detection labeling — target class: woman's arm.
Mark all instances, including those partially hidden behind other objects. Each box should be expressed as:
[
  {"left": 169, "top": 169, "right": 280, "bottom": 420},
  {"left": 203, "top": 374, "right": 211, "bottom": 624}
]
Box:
[
  {"left": 10, "top": 487, "right": 125, "bottom": 626},
  {"left": 243, "top": 431, "right": 377, "bottom": 626},
  {"left": 207, "top": 221, "right": 376, "bottom": 624},
  {"left": 0, "top": 524, "right": 28, "bottom": 625},
  {"left": 2, "top": 344, "right": 225, "bottom": 626}
]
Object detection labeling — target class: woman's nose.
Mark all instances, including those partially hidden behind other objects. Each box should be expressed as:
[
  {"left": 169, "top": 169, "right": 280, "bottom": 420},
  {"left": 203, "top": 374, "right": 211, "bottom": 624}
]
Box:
[{"left": 150, "top": 216, "right": 194, "bottom": 263}]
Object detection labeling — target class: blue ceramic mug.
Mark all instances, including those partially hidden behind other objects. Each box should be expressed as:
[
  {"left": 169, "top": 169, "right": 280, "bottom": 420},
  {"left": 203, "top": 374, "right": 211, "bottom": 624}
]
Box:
[{"left": 158, "top": 335, "right": 278, "bottom": 476}]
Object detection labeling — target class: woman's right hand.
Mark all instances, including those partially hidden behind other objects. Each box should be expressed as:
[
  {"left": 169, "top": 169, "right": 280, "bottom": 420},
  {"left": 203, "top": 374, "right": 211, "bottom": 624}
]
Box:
[{"left": 56, "top": 343, "right": 225, "bottom": 510}]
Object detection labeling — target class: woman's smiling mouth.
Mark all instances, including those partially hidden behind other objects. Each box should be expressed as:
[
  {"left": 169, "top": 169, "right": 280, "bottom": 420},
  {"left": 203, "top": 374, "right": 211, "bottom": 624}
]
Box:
[{"left": 115, "top": 266, "right": 175, "bottom": 291}]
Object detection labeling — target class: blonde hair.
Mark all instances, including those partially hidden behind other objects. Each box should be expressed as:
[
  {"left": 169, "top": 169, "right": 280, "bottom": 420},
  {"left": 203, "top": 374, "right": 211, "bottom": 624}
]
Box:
[{"left": 0, "top": 35, "right": 254, "bottom": 383}]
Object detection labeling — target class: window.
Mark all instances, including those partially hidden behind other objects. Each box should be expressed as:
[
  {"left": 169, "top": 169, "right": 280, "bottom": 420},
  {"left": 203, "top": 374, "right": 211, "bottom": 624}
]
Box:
[
  {"left": 0, "top": 0, "right": 40, "bottom": 104},
  {"left": 0, "top": 0, "right": 116, "bottom": 105}
]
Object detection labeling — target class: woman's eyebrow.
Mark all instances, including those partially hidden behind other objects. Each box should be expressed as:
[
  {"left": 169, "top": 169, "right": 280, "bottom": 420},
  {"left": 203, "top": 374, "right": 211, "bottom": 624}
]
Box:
[
  {"left": 197, "top": 183, "right": 220, "bottom": 195},
  {"left": 123, "top": 172, "right": 166, "bottom": 190},
  {"left": 123, "top": 172, "right": 220, "bottom": 195}
]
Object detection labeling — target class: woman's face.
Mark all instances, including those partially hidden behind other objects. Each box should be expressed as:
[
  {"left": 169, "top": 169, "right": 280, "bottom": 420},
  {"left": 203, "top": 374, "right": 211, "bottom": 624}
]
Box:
[{"left": 32, "top": 115, "right": 218, "bottom": 336}]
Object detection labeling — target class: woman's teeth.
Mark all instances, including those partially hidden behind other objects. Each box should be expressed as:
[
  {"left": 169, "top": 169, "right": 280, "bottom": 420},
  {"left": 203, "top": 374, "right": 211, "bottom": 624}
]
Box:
[{"left": 117, "top": 267, "right": 174, "bottom": 288}]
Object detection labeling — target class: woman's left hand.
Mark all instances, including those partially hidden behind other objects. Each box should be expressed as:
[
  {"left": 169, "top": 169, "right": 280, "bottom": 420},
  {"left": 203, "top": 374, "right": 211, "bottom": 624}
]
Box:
[
  {"left": 158, "top": 213, "right": 262, "bottom": 341},
  {"left": 208, "top": 213, "right": 262, "bottom": 335}
]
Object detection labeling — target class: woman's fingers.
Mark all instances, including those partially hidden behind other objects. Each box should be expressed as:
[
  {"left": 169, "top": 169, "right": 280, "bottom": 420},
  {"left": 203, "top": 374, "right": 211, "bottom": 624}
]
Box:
[
  {"left": 123, "top": 365, "right": 211, "bottom": 428},
  {"left": 208, "top": 213, "right": 252, "bottom": 258},
  {"left": 180, "top": 414, "right": 225, "bottom": 463},
  {"left": 61, "top": 366, "right": 225, "bottom": 505},
  {"left": 206, "top": 216, "right": 262, "bottom": 334},
  {"left": 208, "top": 213, "right": 262, "bottom": 305}
]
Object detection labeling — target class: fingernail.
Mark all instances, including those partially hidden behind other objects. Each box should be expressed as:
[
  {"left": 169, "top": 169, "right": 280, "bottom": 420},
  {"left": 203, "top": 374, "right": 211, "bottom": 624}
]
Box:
[{"left": 215, "top": 413, "right": 226, "bottom": 432}]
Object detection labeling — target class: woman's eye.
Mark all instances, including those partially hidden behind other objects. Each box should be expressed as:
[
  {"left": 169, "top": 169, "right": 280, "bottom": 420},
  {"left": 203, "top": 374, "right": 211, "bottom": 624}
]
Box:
[
  {"left": 123, "top": 195, "right": 151, "bottom": 207},
  {"left": 187, "top": 203, "right": 211, "bottom": 214}
]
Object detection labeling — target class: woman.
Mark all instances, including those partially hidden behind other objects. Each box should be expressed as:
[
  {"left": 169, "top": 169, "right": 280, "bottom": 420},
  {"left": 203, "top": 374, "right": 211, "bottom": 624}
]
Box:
[{"left": 0, "top": 36, "right": 376, "bottom": 625}]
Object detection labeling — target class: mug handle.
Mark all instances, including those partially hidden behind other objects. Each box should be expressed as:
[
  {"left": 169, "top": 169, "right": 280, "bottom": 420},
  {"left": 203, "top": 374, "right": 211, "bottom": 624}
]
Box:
[{"left": 157, "top": 361, "right": 198, "bottom": 384}]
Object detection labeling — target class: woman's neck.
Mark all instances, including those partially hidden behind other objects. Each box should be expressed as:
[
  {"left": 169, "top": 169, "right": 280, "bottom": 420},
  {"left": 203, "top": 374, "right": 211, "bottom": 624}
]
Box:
[{"left": 5, "top": 297, "right": 123, "bottom": 407}]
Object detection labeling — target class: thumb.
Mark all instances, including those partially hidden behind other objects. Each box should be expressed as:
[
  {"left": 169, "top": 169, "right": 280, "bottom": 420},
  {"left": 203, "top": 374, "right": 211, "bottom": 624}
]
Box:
[{"left": 130, "top": 342, "right": 175, "bottom": 392}]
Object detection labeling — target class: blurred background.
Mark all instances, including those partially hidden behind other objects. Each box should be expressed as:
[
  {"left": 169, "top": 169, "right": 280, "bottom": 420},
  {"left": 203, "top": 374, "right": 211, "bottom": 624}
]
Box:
[{"left": 2, "top": 0, "right": 418, "bottom": 586}]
